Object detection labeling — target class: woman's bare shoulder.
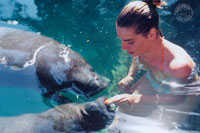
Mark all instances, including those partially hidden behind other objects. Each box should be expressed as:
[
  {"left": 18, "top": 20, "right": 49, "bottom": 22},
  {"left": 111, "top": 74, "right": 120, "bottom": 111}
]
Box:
[{"left": 164, "top": 39, "right": 195, "bottom": 78}]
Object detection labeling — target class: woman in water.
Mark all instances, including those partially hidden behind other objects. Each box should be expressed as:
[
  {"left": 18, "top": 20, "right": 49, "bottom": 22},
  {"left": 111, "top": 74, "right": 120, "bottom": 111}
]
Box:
[{"left": 105, "top": 0, "right": 200, "bottom": 115}]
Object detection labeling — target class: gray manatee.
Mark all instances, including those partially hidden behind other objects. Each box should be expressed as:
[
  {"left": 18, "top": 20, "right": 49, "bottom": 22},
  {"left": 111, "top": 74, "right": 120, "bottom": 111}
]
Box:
[
  {"left": 0, "top": 97, "right": 115, "bottom": 133},
  {"left": 0, "top": 27, "right": 109, "bottom": 102}
]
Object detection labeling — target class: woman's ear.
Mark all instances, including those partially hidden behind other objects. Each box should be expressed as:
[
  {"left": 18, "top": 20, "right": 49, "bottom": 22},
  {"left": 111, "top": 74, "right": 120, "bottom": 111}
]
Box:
[{"left": 147, "top": 28, "right": 157, "bottom": 40}]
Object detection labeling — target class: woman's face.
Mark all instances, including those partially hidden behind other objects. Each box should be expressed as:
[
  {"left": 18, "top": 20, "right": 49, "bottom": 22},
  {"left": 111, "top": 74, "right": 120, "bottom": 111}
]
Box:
[{"left": 116, "top": 26, "right": 150, "bottom": 57}]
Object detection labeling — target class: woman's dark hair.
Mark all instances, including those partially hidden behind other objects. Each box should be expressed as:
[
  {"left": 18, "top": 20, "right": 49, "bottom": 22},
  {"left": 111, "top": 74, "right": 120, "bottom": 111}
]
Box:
[{"left": 117, "top": 0, "right": 166, "bottom": 37}]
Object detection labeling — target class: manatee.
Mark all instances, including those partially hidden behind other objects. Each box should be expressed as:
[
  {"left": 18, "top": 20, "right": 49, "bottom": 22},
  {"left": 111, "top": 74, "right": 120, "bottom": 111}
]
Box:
[
  {"left": 0, "top": 97, "right": 115, "bottom": 133},
  {"left": 0, "top": 27, "right": 109, "bottom": 102}
]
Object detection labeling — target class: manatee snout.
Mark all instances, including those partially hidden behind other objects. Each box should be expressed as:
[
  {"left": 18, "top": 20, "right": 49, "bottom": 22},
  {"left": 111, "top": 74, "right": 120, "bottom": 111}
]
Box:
[
  {"left": 81, "top": 97, "right": 115, "bottom": 131},
  {"left": 87, "top": 75, "right": 110, "bottom": 97}
]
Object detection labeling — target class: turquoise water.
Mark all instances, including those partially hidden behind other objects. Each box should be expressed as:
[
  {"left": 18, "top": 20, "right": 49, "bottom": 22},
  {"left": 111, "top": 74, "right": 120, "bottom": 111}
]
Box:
[
  {"left": 0, "top": 65, "right": 50, "bottom": 116},
  {"left": 0, "top": 0, "right": 200, "bottom": 132}
]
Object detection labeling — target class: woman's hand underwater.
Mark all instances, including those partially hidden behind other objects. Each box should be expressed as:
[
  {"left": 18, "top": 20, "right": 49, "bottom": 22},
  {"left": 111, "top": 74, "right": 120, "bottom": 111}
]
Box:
[{"left": 104, "top": 93, "right": 142, "bottom": 105}]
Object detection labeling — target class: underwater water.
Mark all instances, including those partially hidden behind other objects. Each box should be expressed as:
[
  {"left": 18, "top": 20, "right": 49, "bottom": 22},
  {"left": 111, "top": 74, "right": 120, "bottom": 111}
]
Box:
[{"left": 0, "top": 0, "right": 200, "bottom": 132}]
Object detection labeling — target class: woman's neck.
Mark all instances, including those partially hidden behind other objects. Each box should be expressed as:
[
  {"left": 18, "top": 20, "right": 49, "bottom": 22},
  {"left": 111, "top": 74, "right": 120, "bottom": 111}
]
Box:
[{"left": 140, "top": 37, "right": 164, "bottom": 64}]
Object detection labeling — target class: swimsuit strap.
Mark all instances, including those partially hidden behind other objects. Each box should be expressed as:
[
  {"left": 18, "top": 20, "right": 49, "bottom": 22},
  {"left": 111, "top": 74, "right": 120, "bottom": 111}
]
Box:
[{"left": 160, "top": 44, "right": 164, "bottom": 72}]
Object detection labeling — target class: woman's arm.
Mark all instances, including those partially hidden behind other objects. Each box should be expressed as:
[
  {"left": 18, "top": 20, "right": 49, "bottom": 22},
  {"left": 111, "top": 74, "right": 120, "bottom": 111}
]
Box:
[
  {"left": 105, "top": 93, "right": 187, "bottom": 105},
  {"left": 127, "top": 57, "right": 138, "bottom": 77},
  {"left": 118, "top": 57, "right": 138, "bottom": 87}
]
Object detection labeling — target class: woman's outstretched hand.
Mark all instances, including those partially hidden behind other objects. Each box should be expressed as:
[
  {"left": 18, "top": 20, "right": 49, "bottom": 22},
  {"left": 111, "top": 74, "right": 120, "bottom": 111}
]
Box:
[{"left": 104, "top": 93, "right": 142, "bottom": 105}]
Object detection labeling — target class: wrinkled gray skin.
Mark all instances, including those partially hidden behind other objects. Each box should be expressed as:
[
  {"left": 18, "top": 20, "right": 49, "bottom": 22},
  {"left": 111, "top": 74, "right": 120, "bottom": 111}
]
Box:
[
  {"left": 0, "top": 97, "right": 115, "bottom": 133},
  {"left": 0, "top": 27, "right": 109, "bottom": 102}
]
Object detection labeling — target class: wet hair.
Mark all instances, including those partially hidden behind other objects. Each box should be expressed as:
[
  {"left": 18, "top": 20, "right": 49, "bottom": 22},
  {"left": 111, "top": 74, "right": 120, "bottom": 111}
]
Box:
[{"left": 117, "top": 0, "right": 166, "bottom": 37}]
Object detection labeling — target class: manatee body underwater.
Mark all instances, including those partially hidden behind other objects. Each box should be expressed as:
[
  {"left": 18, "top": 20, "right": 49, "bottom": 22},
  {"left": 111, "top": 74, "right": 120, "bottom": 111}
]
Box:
[
  {"left": 0, "top": 97, "right": 115, "bottom": 133},
  {"left": 0, "top": 27, "right": 109, "bottom": 103}
]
